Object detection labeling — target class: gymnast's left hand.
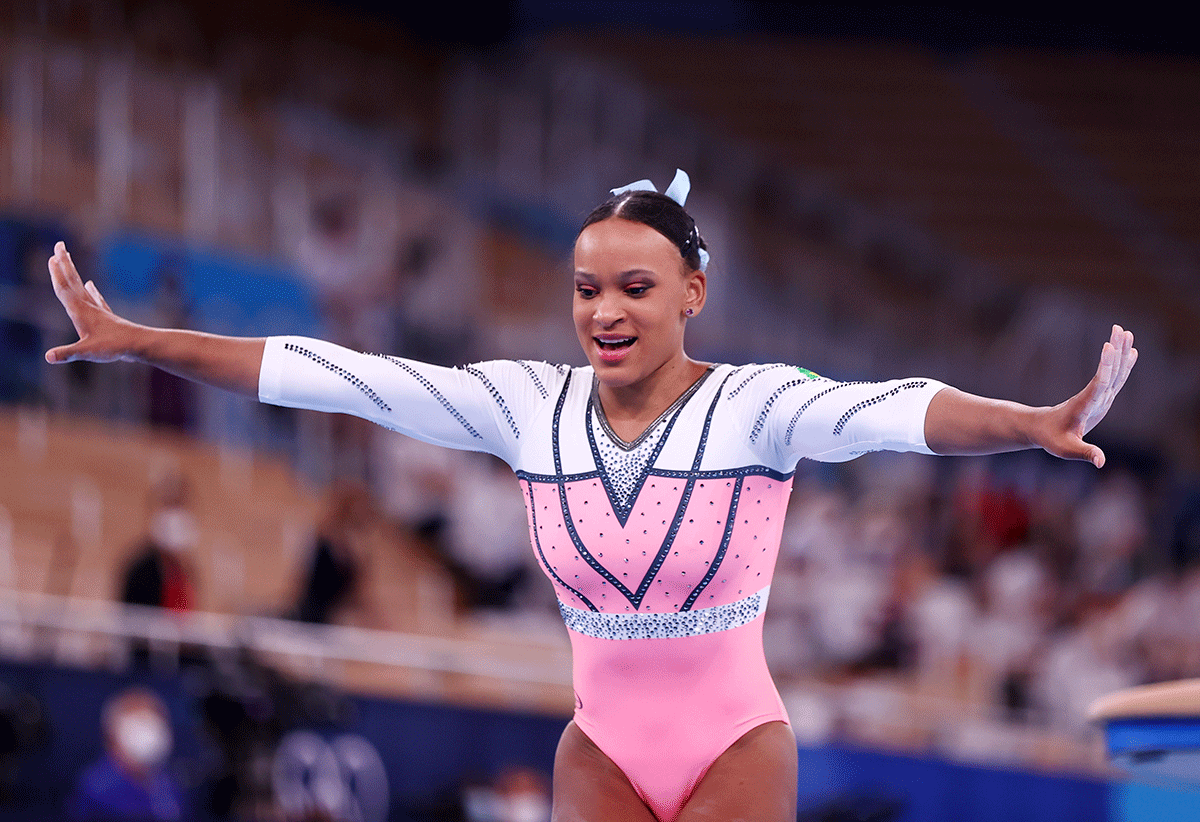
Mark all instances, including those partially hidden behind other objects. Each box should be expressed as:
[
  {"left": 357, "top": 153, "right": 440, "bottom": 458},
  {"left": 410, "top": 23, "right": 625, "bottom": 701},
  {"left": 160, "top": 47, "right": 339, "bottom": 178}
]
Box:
[{"left": 1035, "top": 324, "right": 1136, "bottom": 468}]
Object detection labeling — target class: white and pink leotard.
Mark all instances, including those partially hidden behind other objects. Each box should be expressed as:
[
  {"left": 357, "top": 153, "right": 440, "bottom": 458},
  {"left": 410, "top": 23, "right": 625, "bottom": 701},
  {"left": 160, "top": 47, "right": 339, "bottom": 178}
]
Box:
[{"left": 258, "top": 337, "right": 946, "bottom": 821}]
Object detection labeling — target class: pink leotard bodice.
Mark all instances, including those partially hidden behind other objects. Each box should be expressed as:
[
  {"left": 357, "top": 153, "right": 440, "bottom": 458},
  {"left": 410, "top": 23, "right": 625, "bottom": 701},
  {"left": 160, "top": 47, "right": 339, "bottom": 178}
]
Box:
[{"left": 258, "top": 338, "right": 946, "bottom": 820}]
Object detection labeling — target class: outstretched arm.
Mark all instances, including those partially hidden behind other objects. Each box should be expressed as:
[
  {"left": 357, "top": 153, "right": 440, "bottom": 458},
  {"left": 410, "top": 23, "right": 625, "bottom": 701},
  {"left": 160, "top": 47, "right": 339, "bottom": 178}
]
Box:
[
  {"left": 44, "top": 242, "right": 264, "bottom": 398},
  {"left": 45, "top": 241, "right": 558, "bottom": 463},
  {"left": 924, "top": 325, "right": 1137, "bottom": 468}
]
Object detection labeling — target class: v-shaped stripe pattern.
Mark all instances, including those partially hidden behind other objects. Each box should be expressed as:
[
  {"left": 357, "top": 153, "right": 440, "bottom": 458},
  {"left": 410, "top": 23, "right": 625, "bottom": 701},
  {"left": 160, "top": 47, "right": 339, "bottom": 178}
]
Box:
[
  {"left": 585, "top": 393, "right": 685, "bottom": 527},
  {"left": 550, "top": 373, "right": 734, "bottom": 611}
]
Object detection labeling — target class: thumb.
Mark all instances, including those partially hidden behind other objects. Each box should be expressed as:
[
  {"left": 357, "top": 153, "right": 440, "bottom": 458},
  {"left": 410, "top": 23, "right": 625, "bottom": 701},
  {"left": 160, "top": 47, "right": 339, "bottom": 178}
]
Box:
[
  {"left": 46, "top": 342, "right": 83, "bottom": 364},
  {"left": 1052, "top": 431, "right": 1106, "bottom": 468}
]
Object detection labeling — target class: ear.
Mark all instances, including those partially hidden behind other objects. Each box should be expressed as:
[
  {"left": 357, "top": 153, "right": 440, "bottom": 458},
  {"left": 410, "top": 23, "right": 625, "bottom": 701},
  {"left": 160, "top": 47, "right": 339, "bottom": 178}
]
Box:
[{"left": 683, "top": 268, "right": 706, "bottom": 318}]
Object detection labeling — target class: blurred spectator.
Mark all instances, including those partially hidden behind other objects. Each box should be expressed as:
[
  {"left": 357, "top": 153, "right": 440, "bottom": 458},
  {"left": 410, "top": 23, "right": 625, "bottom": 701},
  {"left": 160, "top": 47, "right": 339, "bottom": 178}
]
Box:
[
  {"left": 0, "top": 681, "right": 49, "bottom": 804},
  {"left": 1169, "top": 484, "right": 1200, "bottom": 572},
  {"left": 119, "top": 472, "right": 199, "bottom": 612},
  {"left": 66, "top": 688, "right": 185, "bottom": 822},
  {"left": 1034, "top": 602, "right": 1141, "bottom": 730},
  {"left": 292, "top": 483, "right": 379, "bottom": 626},
  {"left": 461, "top": 766, "right": 550, "bottom": 822},
  {"left": 493, "top": 767, "right": 550, "bottom": 822},
  {"left": 375, "top": 432, "right": 460, "bottom": 540},
  {"left": 1166, "top": 399, "right": 1200, "bottom": 572},
  {"left": 287, "top": 186, "right": 403, "bottom": 352},
  {"left": 942, "top": 462, "right": 1030, "bottom": 582},
  {"left": 1073, "top": 471, "right": 1150, "bottom": 598},
  {"left": 443, "top": 453, "right": 536, "bottom": 614},
  {"left": 967, "top": 548, "right": 1054, "bottom": 710},
  {"left": 907, "top": 573, "right": 977, "bottom": 695}
]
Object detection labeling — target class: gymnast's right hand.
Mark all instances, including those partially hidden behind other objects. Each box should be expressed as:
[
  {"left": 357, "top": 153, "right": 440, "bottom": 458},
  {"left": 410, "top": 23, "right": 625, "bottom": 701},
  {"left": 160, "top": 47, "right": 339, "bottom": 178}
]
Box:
[{"left": 45, "top": 241, "right": 139, "bottom": 364}]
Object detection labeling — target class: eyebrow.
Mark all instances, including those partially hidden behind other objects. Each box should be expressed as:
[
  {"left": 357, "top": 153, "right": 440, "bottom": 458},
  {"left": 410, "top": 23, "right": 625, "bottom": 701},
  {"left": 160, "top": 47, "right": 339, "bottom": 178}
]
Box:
[{"left": 573, "top": 269, "right": 658, "bottom": 282}]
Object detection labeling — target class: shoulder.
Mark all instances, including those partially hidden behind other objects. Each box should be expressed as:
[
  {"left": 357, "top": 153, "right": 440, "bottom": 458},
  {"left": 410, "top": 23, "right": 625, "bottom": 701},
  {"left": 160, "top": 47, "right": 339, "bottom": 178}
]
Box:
[
  {"left": 488, "top": 360, "right": 591, "bottom": 393},
  {"left": 78, "top": 755, "right": 127, "bottom": 793},
  {"left": 458, "top": 362, "right": 589, "bottom": 427},
  {"left": 125, "top": 545, "right": 160, "bottom": 570},
  {"left": 721, "top": 363, "right": 827, "bottom": 402},
  {"left": 465, "top": 358, "right": 575, "bottom": 381}
]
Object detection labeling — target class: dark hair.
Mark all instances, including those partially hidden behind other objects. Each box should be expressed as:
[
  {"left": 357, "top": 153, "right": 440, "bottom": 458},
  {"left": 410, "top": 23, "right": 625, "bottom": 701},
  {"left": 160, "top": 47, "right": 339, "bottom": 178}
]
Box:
[{"left": 579, "top": 190, "right": 707, "bottom": 272}]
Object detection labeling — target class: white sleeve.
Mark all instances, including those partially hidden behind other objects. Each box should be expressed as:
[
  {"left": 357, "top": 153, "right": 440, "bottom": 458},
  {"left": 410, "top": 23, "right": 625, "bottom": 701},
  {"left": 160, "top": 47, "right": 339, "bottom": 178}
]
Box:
[
  {"left": 257, "top": 336, "right": 562, "bottom": 465},
  {"left": 727, "top": 364, "right": 949, "bottom": 467}
]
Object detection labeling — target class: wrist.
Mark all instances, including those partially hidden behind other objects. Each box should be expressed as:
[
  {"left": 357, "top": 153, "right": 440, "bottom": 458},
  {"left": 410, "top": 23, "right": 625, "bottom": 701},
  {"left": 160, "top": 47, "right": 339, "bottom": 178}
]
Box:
[
  {"left": 125, "top": 321, "right": 163, "bottom": 364},
  {"left": 1022, "top": 403, "right": 1056, "bottom": 451}
]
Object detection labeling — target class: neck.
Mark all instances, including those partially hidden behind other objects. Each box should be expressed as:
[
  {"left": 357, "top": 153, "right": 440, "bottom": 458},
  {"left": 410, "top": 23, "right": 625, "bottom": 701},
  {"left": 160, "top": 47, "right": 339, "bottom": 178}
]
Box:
[{"left": 596, "top": 350, "right": 708, "bottom": 423}]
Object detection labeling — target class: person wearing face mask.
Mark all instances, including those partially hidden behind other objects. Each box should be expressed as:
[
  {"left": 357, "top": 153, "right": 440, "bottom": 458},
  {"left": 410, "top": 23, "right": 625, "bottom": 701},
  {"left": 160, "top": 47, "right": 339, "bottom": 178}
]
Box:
[
  {"left": 461, "top": 766, "right": 551, "bottom": 822},
  {"left": 495, "top": 767, "right": 552, "bottom": 822},
  {"left": 119, "top": 473, "right": 199, "bottom": 613},
  {"left": 67, "top": 688, "right": 186, "bottom": 822},
  {"left": 292, "top": 482, "right": 378, "bottom": 626},
  {"left": 45, "top": 169, "right": 1137, "bottom": 821}
]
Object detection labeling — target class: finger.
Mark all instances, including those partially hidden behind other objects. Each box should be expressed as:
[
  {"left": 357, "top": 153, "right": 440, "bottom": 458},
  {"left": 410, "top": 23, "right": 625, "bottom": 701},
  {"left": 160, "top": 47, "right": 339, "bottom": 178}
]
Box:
[
  {"left": 1101, "top": 342, "right": 1135, "bottom": 413},
  {"left": 62, "top": 245, "right": 88, "bottom": 287},
  {"left": 1110, "top": 331, "right": 1136, "bottom": 397},
  {"left": 1115, "top": 346, "right": 1137, "bottom": 395},
  {"left": 84, "top": 280, "right": 113, "bottom": 313},
  {"left": 54, "top": 241, "right": 87, "bottom": 288},
  {"left": 1080, "top": 342, "right": 1116, "bottom": 420},
  {"left": 48, "top": 245, "right": 88, "bottom": 305},
  {"left": 1090, "top": 331, "right": 1137, "bottom": 429},
  {"left": 48, "top": 255, "right": 90, "bottom": 327}
]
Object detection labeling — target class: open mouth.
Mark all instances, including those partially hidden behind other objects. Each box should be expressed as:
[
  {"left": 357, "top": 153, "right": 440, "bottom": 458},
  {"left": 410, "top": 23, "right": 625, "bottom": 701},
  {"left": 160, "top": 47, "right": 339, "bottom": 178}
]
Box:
[
  {"left": 595, "top": 336, "right": 636, "bottom": 351},
  {"left": 594, "top": 335, "right": 637, "bottom": 364}
]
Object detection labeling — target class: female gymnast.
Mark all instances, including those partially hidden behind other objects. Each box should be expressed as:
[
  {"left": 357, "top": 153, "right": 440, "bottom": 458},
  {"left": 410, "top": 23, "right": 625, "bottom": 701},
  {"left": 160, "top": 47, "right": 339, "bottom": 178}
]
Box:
[{"left": 45, "top": 170, "right": 1137, "bottom": 822}]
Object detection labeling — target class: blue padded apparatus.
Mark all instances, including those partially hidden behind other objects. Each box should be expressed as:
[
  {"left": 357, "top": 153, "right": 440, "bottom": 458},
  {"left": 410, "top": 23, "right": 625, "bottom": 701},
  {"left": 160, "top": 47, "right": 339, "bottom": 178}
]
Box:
[{"left": 1105, "top": 716, "right": 1200, "bottom": 788}]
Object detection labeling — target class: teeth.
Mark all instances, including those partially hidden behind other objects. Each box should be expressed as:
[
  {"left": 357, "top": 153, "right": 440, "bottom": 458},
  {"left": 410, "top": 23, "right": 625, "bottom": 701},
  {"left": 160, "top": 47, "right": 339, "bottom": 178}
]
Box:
[{"left": 596, "top": 337, "right": 635, "bottom": 349}]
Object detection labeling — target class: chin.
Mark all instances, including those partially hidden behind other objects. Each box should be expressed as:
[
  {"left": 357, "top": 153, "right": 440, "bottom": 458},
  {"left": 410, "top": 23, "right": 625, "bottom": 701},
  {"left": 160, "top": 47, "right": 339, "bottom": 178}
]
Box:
[{"left": 590, "top": 358, "right": 640, "bottom": 386}]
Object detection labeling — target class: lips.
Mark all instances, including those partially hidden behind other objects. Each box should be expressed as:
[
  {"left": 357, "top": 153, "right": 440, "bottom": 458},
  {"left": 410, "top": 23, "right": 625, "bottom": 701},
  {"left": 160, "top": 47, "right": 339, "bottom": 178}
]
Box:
[{"left": 594, "top": 335, "right": 636, "bottom": 365}]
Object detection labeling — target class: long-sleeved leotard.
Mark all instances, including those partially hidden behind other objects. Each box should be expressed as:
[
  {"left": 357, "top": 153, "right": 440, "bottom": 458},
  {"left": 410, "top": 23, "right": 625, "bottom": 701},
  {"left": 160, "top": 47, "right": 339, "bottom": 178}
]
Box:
[{"left": 258, "top": 336, "right": 947, "bottom": 822}]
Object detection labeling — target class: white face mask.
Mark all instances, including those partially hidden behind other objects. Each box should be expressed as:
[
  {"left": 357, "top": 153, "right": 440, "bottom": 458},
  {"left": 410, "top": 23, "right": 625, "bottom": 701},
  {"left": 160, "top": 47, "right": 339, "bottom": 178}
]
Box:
[
  {"left": 115, "top": 709, "right": 172, "bottom": 768},
  {"left": 504, "top": 793, "right": 550, "bottom": 822},
  {"left": 462, "top": 786, "right": 503, "bottom": 822},
  {"left": 150, "top": 508, "right": 198, "bottom": 554}
]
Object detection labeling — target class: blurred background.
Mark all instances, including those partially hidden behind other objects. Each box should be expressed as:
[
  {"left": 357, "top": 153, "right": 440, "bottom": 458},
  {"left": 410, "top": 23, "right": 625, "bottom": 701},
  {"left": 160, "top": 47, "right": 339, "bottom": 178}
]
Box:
[{"left": 1, "top": 1, "right": 1199, "bottom": 820}]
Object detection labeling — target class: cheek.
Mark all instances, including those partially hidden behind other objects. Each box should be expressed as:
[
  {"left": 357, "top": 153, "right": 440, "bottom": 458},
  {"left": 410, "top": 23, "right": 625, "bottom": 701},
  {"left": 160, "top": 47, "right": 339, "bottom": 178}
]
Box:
[{"left": 634, "top": 303, "right": 681, "bottom": 344}]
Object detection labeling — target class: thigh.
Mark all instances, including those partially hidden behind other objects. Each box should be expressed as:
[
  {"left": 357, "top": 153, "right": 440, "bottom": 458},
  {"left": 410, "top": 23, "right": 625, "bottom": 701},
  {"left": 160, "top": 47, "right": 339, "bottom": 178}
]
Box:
[
  {"left": 677, "top": 721, "right": 798, "bottom": 822},
  {"left": 551, "top": 720, "right": 659, "bottom": 822}
]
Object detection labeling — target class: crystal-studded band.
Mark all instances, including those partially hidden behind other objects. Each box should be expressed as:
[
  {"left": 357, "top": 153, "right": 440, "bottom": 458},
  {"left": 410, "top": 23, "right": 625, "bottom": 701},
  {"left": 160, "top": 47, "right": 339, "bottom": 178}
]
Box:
[{"left": 558, "top": 586, "right": 770, "bottom": 640}]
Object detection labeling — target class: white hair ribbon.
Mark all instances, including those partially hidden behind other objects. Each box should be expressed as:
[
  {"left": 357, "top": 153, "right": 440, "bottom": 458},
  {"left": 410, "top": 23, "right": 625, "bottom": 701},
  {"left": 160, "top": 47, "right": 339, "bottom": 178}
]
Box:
[
  {"left": 609, "top": 169, "right": 710, "bottom": 271},
  {"left": 609, "top": 178, "right": 658, "bottom": 197},
  {"left": 610, "top": 168, "right": 691, "bottom": 205}
]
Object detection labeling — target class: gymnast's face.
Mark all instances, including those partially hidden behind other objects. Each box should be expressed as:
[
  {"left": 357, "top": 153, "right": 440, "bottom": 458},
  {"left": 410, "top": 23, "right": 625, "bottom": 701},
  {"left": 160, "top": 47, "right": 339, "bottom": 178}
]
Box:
[{"left": 573, "top": 217, "right": 705, "bottom": 391}]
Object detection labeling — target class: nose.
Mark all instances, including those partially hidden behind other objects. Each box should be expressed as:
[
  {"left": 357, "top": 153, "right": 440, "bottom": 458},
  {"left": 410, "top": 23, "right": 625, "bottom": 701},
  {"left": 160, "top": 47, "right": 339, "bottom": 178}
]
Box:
[{"left": 593, "top": 293, "right": 624, "bottom": 328}]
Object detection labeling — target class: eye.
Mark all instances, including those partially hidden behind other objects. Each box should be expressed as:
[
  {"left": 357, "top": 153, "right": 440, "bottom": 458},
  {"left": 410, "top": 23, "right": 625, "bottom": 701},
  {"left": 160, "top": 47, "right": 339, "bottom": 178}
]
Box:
[
  {"left": 625, "top": 284, "right": 650, "bottom": 296},
  {"left": 576, "top": 285, "right": 597, "bottom": 299}
]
